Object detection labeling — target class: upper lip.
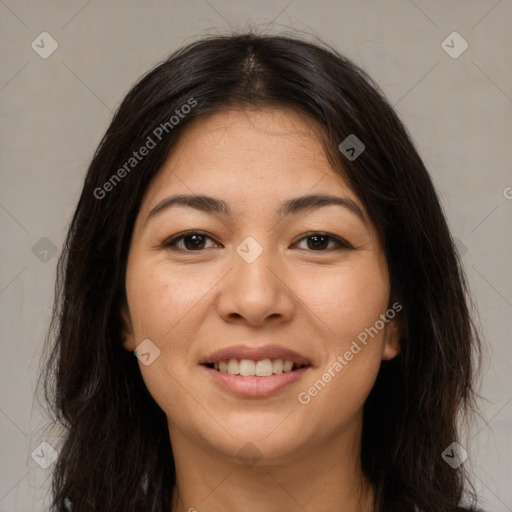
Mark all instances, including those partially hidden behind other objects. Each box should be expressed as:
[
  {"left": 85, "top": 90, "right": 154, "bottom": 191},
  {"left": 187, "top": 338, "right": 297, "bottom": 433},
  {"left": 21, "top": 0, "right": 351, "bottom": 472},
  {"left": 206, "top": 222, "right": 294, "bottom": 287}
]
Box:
[{"left": 201, "top": 344, "right": 311, "bottom": 366}]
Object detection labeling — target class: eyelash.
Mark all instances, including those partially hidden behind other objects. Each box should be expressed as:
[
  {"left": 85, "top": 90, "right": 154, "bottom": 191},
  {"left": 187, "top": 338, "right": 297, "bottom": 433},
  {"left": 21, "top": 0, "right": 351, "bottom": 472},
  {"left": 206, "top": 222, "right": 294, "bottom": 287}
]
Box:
[{"left": 161, "top": 230, "right": 354, "bottom": 252}]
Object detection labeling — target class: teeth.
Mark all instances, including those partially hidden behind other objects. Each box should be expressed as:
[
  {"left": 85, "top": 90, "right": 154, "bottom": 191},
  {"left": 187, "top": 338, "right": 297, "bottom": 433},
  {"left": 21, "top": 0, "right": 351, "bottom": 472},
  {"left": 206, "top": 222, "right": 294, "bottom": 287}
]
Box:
[
  {"left": 212, "top": 358, "right": 303, "bottom": 377},
  {"left": 283, "top": 360, "right": 293, "bottom": 372},
  {"left": 272, "top": 359, "right": 284, "bottom": 374},
  {"left": 239, "top": 359, "right": 255, "bottom": 376},
  {"left": 227, "top": 358, "right": 239, "bottom": 375},
  {"left": 255, "top": 359, "right": 273, "bottom": 377}
]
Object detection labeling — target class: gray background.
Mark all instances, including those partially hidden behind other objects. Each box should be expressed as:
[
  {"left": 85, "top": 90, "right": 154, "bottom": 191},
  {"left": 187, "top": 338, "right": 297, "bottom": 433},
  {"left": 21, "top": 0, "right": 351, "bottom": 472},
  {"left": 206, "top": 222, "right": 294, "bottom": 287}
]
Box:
[{"left": 1, "top": 1, "right": 511, "bottom": 510}]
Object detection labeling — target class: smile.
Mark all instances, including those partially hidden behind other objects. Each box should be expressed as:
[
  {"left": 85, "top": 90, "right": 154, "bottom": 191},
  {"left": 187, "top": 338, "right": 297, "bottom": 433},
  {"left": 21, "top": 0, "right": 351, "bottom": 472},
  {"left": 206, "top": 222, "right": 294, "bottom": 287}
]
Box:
[
  {"left": 200, "top": 344, "right": 312, "bottom": 397},
  {"left": 205, "top": 358, "right": 307, "bottom": 377}
]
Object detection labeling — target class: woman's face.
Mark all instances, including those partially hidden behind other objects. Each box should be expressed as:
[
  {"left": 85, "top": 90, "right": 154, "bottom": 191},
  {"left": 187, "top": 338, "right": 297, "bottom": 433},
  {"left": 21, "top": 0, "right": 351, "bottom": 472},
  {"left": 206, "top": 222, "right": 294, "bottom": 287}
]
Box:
[{"left": 123, "top": 107, "right": 399, "bottom": 464}]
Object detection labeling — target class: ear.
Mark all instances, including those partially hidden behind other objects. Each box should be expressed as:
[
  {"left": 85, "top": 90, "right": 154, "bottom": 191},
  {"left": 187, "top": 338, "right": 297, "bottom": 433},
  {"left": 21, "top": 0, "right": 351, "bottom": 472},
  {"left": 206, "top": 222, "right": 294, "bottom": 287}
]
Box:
[
  {"left": 381, "top": 317, "right": 401, "bottom": 361},
  {"left": 119, "top": 303, "right": 136, "bottom": 352}
]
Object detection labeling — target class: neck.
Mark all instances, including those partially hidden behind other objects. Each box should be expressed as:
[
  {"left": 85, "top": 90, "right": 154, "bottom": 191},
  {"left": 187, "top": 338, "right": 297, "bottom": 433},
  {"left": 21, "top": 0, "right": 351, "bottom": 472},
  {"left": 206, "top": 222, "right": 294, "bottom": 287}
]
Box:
[{"left": 169, "top": 415, "right": 374, "bottom": 512}]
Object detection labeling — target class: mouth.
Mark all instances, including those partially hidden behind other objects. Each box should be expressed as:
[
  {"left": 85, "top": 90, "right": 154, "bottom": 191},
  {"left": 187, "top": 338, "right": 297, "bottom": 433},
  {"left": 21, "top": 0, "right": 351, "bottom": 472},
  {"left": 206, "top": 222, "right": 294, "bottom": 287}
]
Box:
[
  {"left": 203, "top": 358, "right": 309, "bottom": 377},
  {"left": 200, "top": 345, "right": 312, "bottom": 398}
]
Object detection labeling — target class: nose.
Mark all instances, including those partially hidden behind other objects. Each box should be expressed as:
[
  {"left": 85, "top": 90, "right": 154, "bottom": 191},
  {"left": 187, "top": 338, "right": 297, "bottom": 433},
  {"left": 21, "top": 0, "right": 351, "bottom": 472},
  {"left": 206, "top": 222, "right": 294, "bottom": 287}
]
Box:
[{"left": 216, "top": 241, "right": 296, "bottom": 327}]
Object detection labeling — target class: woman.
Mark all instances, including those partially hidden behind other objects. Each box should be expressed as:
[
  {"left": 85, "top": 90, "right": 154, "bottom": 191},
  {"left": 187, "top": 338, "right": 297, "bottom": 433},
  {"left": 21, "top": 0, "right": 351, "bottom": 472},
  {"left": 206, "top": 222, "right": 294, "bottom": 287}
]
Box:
[{"left": 43, "top": 31, "right": 483, "bottom": 511}]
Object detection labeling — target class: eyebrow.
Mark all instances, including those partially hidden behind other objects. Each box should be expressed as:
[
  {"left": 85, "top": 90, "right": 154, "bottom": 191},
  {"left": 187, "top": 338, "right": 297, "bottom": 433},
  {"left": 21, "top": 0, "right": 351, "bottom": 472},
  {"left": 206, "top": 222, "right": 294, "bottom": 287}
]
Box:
[{"left": 147, "top": 193, "right": 366, "bottom": 224}]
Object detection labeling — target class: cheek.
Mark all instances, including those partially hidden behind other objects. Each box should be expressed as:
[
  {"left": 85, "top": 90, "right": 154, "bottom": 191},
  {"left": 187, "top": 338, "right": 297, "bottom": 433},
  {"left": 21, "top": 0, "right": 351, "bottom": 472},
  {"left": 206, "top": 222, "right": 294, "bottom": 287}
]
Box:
[
  {"left": 296, "top": 258, "right": 390, "bottom": 343},
  {"left": 293, "top": 258, "right": 389, "bottom": 412},
  {"left": 125, "top": 261, "right": 202, "bottom": 417},
  {"left": 126, "top": 260, "right": 213, "bottom": 340}
]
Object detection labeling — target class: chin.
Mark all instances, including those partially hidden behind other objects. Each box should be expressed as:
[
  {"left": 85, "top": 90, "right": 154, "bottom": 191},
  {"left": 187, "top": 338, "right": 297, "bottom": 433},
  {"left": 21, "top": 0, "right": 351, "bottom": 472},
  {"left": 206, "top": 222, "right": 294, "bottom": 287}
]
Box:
[{"left": 199, "top": 417, "right": 316, "bottom": 465}]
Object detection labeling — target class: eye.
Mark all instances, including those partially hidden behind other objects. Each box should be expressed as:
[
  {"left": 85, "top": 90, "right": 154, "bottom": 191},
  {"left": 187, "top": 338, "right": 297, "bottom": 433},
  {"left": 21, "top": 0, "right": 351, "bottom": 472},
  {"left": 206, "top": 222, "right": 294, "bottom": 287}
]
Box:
[
  {"left": 295, "top": 232, "right": 353, "bottom": 251},
  {"left": 162, "top": 231, "right": 353, "bottom": 253},
  {"left": 162, "top": 231, "right": 219, "bottom": 251}
]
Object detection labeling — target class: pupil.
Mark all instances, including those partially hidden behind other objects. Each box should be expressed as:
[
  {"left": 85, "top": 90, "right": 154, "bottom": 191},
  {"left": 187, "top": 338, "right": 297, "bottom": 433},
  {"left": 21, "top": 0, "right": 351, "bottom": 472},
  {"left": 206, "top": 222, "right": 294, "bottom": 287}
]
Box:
[
  {"left": 308, "top": 235, "right": 328, "bottom": 250},
  {"left": 185, "top": 234, "right": 205, "bottom": 250}
]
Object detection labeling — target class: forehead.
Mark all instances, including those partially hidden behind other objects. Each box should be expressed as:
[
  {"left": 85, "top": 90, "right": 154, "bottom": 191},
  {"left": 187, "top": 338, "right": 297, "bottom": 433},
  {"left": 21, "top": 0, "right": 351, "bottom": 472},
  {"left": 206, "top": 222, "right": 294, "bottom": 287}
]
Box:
[
  {"left": 142, "top": 107, "right": 358, "bottom": 208},
  {"left": 173, "top": 107, "right": 328, "bottom": 170}
]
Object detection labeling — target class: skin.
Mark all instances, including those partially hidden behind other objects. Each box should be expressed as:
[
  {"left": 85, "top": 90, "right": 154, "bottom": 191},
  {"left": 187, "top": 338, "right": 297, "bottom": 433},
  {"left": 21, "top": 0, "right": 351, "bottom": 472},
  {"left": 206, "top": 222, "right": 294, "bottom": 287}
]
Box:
[{"left": 122, "top": 107, "right": 400, "bottom": 512}]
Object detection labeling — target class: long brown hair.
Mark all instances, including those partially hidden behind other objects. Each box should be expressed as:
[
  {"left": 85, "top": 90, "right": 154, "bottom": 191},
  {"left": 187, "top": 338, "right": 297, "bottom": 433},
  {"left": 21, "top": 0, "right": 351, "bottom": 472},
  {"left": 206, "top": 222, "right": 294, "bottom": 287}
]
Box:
[{"left": 42, "top": 31, "right": 482, "bottom": 511}]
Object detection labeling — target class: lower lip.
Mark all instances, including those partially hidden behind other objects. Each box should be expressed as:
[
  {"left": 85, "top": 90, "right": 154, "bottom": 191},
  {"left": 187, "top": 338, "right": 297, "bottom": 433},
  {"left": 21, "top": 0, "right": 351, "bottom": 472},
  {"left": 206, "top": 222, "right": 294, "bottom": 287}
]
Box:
[{"left": 202, "top": 365, "right": 310, "bottom": 398}]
